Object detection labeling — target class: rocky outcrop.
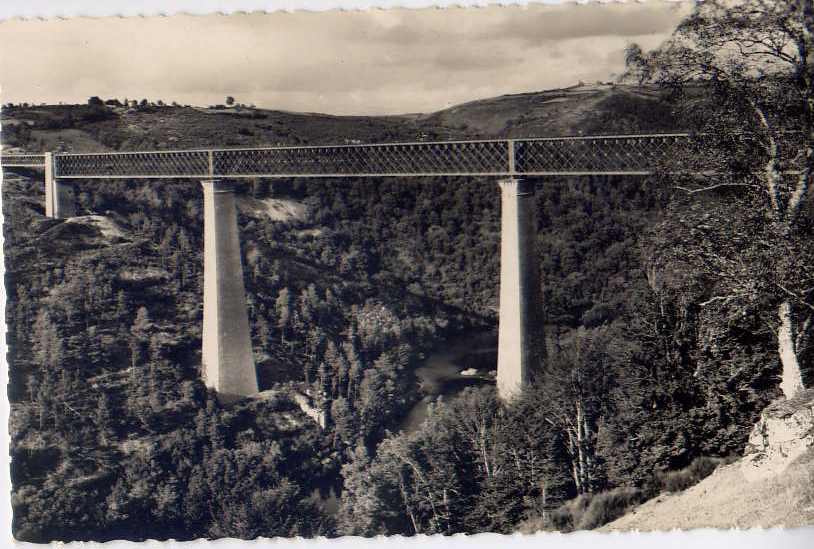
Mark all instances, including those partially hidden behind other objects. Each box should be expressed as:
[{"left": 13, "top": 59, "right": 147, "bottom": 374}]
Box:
[
  {"left": 291, "top": 391, "right": 328, "bottom": 429},
  {"left": 38, "top": 214, "right": 131, "bottom": 253},
  {"left": 116, "top": 267, "right": 171, "bottom": 288},
  {"left": 740, "top": 389, "right": 814, "bottom": 481}
]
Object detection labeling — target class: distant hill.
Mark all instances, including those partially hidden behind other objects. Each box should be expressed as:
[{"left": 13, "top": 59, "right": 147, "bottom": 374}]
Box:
[{"left": 1, "top": 84, "right": 682, "bottom": 153}]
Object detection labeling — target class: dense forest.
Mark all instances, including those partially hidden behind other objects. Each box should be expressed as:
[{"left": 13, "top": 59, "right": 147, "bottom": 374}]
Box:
[{"left": 4, "top": 0, "right": 814, "bottom": 541}]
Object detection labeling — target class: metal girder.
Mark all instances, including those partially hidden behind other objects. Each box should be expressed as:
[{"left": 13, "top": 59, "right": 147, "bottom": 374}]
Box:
[
  {"left": 37, "top": 133, "right": 694, "bottom": 179},
  {"left": 1, "top": 154, "right": 45, "bottom": 167}
]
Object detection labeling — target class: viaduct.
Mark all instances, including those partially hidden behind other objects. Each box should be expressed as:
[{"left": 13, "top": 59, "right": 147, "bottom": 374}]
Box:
[{"left": 2, "top": 134, "right": 693, "bottom": 402}]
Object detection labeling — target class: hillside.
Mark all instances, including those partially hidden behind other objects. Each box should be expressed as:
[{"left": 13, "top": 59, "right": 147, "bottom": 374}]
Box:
[
  {"left": 602, "top": 390, "right": 814, "bottom": 531},
  {"left": 1, "top": 84, "right": 681, "bottom": 153}
]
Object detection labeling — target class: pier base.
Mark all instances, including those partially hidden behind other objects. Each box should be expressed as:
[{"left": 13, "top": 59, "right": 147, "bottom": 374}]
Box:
[
  {"left": 496, "top": 178, "right": 545, "bottom": 401},
  {"left": 201, "top": 179, "right": 259, "bottom": 402}
]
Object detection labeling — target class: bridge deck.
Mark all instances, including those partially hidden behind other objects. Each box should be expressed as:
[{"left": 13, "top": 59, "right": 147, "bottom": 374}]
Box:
[{"left": 2, "top": 133, "right": 696, "bottom": 178}]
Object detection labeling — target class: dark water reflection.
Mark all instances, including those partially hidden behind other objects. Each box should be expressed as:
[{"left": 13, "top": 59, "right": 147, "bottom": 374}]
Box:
[{"left": 400, "top": 329, "right": 497, "bottom": 433}]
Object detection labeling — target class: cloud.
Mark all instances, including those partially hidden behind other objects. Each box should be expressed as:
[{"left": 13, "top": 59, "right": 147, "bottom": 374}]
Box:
[
  {"left": 0, "top": 3, "right": 690, "bottom": 115},
  {"left": 481, "top": 2, "right": 688, "bottom": 45}
]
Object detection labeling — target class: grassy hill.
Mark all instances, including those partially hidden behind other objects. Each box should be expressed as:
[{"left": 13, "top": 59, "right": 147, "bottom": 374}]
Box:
[{"left": 2, "top": 84, "right": 682, "bottom": 153}]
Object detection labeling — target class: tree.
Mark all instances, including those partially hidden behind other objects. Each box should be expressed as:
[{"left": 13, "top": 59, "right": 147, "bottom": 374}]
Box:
[
  {"left": 225, "top": 96, "right": 235, "bottom": 107},
  {"left": 131, "top": 306, "right": 152, "bottom": 339},
  {"left": 32, "top": 309, "right": 63, "bottom": 371},
  {"left": 275, "top": 288, "right": 292, "bottom": 345},
  {"left": 538, "top": 328, "right": 611, "bottom": 494},
  {"left": 95, "top": 393, "right": 115, "bottom": 446},
  {"left": 330, "top": 397, "right": 356, "bottom": 448},
  {"left": 257, "top": 316, "right": 272, "bottom": 349},
  {"left": 87, "top": 96, "right": 104, "bottom": 107},
  {"left": 129, "top": 306, "right": 152, "bottom": 370},
  {"left": 626, "top": 0, "right": 814, "bottom": 398}
]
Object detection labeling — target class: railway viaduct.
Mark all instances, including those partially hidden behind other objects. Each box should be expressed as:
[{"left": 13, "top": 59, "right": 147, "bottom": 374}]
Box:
[{"left": 2, "top": 134, "right": 693, "bottom": 402}]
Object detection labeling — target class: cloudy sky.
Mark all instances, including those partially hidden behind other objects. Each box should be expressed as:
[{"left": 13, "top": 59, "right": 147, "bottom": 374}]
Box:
[{"left": 0, "top": 2, "right": 690, "bottom": 115}]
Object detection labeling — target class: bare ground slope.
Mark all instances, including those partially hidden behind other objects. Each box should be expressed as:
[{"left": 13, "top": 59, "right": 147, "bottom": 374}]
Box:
[
  {"left": 603, "top": 390, "right": 814, "bottom": 531},
  {"left": 602, "top": 450, "right": 814, "bottom": 530}
]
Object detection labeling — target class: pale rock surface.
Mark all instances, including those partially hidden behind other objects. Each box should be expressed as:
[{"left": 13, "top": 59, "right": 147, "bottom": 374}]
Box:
[
  {"left": 741, "top": 390, "right": 814, "bottom": 481},
  {"left": 65, "top": 215, "right": 127, "bottom": 240}
]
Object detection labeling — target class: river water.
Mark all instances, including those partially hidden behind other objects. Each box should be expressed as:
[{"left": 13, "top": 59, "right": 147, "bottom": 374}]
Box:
[{"left": 399, "top": 329, "right": 498, "bottom": 433}]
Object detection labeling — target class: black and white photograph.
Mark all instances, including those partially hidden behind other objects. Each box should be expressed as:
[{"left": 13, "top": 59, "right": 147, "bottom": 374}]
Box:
[{"left": 0, "top": 0, "right": 812, "bottom": 544}]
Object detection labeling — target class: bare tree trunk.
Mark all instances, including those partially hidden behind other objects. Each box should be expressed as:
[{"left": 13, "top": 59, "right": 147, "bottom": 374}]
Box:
[
  {"left": 397, "top": 474, "right": 420, "bottom": 534},
  {"left": 565, "top": 428, "right": 582, "bottom": 493},
  {"left": 575, "top": 401, "right": 584, "bottom": 489},
  {"left": 582, "top": 407, "right": 595, "bottom": 491},
  {"left": 778, "top": 300, "right": 805, "bottom": 398}
]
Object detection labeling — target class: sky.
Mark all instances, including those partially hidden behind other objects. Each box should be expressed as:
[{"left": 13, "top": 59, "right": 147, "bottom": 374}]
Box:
[{"left": 0, "top": 1, "right": 691, "bottom": 116}]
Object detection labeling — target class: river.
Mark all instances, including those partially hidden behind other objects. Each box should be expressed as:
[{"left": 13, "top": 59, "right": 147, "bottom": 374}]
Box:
[{"left": 400, "top": 329, "right": 498, "bottom": 433}]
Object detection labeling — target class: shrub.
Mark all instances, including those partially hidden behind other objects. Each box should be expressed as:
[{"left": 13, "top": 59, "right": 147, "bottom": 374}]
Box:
[
  {"left": 574, "top": 487, "right": 643, "bottom": 530},
  {"left": 655, "top": 456, "right": 729, "bottom": 494},
  {"left": 518, "top": 487, "right": 643, "bottom": 533}
]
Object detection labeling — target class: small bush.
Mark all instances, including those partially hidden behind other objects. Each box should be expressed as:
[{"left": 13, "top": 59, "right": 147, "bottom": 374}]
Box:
[
  {"left": 575, "top": 487, "right": 643, "bottom": 530},
  {"left": 656, "top": 456, "right": 729, "bottom": 494},
  {"left": 518, "top": 487, "right": 644, "bottom": 533}
]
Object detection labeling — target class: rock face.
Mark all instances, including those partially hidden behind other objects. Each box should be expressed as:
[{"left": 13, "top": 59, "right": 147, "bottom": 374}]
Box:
[{"left": 741, "top": 389, "right": 814, "bottom": 481}]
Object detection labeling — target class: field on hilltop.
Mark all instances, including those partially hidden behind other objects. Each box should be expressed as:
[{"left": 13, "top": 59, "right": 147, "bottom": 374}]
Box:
[{"left": 1, "top": 83, "right": 683, "bottom": 153}]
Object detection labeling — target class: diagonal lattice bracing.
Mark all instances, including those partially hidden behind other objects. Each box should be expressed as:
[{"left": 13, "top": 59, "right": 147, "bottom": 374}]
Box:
[
  {"left": 213, "top": 140, "right": 510, "bottom": 177},
  {"left": 8, "top": 133, "right": 805, "bottom": 179},
  {"left": 54, "top": 150, "right": 210, "bottom": 178},
  {"left": 514, "top": 134, "right": 691, "bottom": 175},
  {"left": 5, "top": 133, "right": 748, "bottom": 179},
  {"left": 1, "top": 154, "right": 46, "bottom": 167}
]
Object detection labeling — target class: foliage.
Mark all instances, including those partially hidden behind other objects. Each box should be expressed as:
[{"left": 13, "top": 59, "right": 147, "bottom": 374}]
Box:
[
  {"left": 654, "top": 455, "right": 730, "bottom": 494},
  {"left": 626, "top": 0, "right": 814, "bottom": 397},
  {"left": 337, "top": 386, "right": 572, "bottom": 535},
  {"left": 518, "top": 487, "right": 644, "bottom": 533}
]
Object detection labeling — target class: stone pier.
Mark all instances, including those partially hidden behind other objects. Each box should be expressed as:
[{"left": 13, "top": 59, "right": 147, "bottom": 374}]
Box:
[
  {"left": 201, "top": 179, "right": 259, "bottom": 402},
  {"left": 496, "top": 178, "right": 544, "bottom": 401},
  {"left": 44, "top": 153, "right": 76, "bottom": 218}
]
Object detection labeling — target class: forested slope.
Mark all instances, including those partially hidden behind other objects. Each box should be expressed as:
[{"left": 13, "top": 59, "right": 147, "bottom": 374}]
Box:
[{"left": 3, "top": 77, "right": 810, "bottom": 540}]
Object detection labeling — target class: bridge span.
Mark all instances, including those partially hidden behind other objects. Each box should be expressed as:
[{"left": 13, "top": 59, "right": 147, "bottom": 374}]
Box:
[{"left": 2, "top": 133, "right": 696, "bottom": 402}]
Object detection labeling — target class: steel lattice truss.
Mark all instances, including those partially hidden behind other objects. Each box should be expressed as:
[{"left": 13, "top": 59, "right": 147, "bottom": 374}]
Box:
[
  {"left": 25, "top": 133, "right": 692, "bottom": 179},
  {"left": 514, "top": 134, "right": 689, "bottom": 175},
  {"left": 1, "top": 154, "right": 45, "bottom": 167}
]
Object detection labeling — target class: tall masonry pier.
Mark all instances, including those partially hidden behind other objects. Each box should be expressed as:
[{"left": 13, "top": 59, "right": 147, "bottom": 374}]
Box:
[
  {"left": 44, "top": 153, "right": 76, "bottom": 219},
  {"left": 201, "top": 180, "right": 258, "bottom": 402},
  {"left": 496, "top": 178, "right": 544, "bottom": 400}
]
